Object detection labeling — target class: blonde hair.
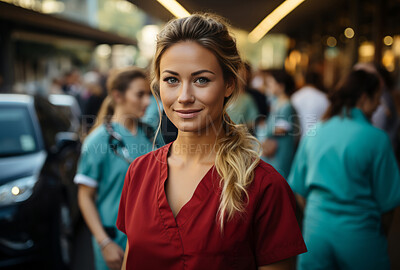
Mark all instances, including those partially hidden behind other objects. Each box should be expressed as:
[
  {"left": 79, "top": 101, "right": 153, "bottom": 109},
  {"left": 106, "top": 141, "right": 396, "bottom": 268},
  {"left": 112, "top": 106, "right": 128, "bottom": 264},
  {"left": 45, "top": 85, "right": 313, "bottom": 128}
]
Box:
[
  {"left": 90, "top": 67, "right": 147, "bottom": 134},
  {"left": 150, "top": 13, "right": 261, "bottom": 230}
]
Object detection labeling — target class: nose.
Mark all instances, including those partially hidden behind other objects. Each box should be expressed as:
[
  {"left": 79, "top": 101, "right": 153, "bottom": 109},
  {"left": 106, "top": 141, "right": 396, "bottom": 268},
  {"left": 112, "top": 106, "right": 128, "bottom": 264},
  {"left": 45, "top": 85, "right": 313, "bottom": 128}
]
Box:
[{"left": 177, "top": 82, "right": 194, "bottom": 104}]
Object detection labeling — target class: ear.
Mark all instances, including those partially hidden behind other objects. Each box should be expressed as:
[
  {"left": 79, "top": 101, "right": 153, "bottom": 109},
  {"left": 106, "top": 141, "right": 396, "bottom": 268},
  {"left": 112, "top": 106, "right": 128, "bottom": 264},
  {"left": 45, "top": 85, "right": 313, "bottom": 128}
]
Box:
[
  {"left": 111, "top": 89, "right": 124, "bottom": 104},
  {"left": 224, "top": 78, "right": 235, "bottom": 98}
]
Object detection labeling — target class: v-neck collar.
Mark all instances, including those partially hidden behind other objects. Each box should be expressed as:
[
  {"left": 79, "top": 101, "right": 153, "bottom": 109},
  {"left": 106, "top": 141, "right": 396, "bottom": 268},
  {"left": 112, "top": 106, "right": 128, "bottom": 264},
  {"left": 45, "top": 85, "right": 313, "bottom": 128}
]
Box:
[{"left": 157, "top": 141, "right": 218, "bottom": 228}]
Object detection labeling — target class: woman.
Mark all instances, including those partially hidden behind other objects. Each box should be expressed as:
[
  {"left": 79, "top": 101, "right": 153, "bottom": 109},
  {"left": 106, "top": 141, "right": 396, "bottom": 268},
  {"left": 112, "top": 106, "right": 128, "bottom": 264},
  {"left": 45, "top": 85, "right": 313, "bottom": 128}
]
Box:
[
  {"left": 289, "top": 69, "right": 400, "bottom": 270},
  {"left": 256, "top": 70, "right": 299, "bottom": 178},
  {"left": 117, "top": 13, "right": 306, "bottom": 270},
  {"left": 74, "top": 67, "right": 163, "bottom": 270}
]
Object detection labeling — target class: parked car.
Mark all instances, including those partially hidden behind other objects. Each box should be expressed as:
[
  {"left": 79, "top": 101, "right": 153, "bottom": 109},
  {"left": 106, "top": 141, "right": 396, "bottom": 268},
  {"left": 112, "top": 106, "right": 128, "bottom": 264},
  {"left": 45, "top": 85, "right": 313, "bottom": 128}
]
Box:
[{"left": 0, "top": 94, "right": 81, "bottom": 269}]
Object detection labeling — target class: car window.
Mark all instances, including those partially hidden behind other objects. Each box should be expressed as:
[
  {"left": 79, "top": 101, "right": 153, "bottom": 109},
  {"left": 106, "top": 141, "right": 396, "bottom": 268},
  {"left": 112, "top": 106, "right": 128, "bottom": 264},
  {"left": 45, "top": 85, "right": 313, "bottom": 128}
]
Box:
[{"left": 0, "top": 106, "right": 39, "bottom": 157}]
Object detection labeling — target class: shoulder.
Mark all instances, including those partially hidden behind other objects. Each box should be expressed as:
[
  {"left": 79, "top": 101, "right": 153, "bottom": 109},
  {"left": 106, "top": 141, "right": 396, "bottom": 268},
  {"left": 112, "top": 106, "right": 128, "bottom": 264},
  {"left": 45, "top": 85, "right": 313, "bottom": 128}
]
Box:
[
  {"left": 81, "top": 125, "right": 108, "bottom": 150},
  {"left": 345, "top": 116, "right": 388, "bottom": 142},
  {"left": 243, "top": 92, "right": 255, "bottom": 102},
  {"left": 247, "top": 160, "right": 297, "bottom": 215},
  {"left": 279, "top": 102, "right": 295, "bottom": 115},
  {"left": 252, "top": 160, "right": 292, "bottom": 196},
  {"left": 362, "top": 125, "right": 392, "bottom": 149},
  {"left": 127, "top": 142, "right": 169, "bottom": 175}
]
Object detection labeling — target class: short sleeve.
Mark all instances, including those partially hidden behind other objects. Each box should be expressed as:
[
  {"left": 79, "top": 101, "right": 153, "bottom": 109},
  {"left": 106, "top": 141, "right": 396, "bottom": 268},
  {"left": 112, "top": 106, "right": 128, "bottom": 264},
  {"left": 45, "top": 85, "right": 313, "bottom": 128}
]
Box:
[
  {"left": 73, "top": 140, "right": 103, "bottom": 188},
  {"left": 255, "top": 172, "right": 307, "bottom": 266},
  {"left": 288, "top": 137, "right": 309, "bottom": 197},
  {"left": 116, "top": 162, "right": 133, "bottom": 234},
  {"left": 372, "top": 134, "right": 400, "bottom": 213}
]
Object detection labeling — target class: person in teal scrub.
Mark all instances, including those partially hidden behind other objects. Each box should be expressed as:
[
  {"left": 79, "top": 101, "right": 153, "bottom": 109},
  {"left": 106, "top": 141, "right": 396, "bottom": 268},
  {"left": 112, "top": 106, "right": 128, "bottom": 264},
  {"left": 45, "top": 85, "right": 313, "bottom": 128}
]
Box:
[
  {"left": 256, "top": 70, "right": 299, "bottom": 178},
  {"left": 142, "top": 94, "right": 163, "bottom": 131},
  {"left": 74, "top": 67, "right": 163, "bottom": 270},
  {"left": 289, "top": 69, "right": 400, "bottom": 270}
]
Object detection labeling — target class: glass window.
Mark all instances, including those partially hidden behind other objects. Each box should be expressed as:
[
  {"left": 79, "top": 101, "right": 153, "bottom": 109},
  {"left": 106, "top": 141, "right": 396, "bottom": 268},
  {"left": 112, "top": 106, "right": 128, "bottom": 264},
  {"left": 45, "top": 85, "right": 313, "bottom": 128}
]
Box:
[{"left": 0, "top": 106, "right": 39, "bottom": 157}]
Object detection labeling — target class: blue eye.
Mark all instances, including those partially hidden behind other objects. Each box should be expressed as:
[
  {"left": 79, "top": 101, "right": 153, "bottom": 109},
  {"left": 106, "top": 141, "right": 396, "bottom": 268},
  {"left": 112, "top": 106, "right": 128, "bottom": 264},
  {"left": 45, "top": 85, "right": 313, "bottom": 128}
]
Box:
[
  {"left": 163, "top": 77, "right": 179, "bottom": 84},
  {"left": 195, "top": 77, "right": 210, "bottom": 85}
]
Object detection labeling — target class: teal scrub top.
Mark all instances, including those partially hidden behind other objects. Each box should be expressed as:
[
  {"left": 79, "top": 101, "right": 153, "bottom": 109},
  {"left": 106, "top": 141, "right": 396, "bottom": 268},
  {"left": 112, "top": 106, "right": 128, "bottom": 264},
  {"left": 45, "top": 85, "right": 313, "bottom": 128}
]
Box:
[
  {"left": 256, "top": 99, "right": 298, "bottom": 178},
  {"left": 142, "top": 95, "right": 162, "bottom": 131},
  {"left": 75, "top": 122, "right": 164, "bottom": 244},
  {"left": 227, "top": 92, "right": 259, "bottom": 125},
  {"left": 289, "top": 108, "right": 400, "bottom": 231}
]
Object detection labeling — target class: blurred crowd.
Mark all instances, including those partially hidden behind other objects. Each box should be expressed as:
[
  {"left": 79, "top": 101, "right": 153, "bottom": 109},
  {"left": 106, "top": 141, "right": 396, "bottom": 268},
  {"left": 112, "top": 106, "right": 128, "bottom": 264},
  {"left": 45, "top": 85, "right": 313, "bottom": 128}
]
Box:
[
  {"left": 43, "top": 60, "right": 400, "bottom": 269},
  {"left": 50, "top": 62, "right": 400, "bottom": 165}
]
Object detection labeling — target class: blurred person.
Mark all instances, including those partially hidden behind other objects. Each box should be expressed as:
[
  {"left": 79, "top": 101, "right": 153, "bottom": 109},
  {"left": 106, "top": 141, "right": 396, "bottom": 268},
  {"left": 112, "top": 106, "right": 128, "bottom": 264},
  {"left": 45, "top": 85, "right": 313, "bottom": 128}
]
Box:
[
  {"left": 117, "top": 13, "right": 306, "bottom": 270},
  {"left": 62, "top": 69, "right": 84, "bottom": 109},
  {"left": 244, "top": 63, "right": 269, "bottom": 122},
  {"left": 289, "top": 69, "right": 400, "bottom": 270},
  {"left": 49, "top": 77, "right": 63, "bottom": 94},
  {"left": 251, "top": 69, "right": 271, "bottom": 118},
  {"left": 141, "top": 94, "right": 163, "bottom": 131},
  {"left": 354, "top": 63, "right": 400, "bottom": 150},
  {"left": 82, "top": 70, "right": 107, "bottom": 133},
  {"left": 372, "top": 65, "right": 400, "bottom": 150},
  {"left": 256, "top": 70, "right": 299, "bottom": 178},
  {"left": 291, "top": 70, "right": 330, "bottom": 137},
  {"left": 74, "top": 67, "right": 164, "bottom": 270},
  {"left": 226, "top": 63, "right": 259, "bottom": 131}
]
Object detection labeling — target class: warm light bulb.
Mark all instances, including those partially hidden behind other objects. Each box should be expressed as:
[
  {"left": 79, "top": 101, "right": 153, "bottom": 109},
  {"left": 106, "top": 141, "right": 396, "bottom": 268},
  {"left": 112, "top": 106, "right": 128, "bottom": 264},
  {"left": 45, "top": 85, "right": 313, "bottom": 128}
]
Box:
[
  {"left": 344, "top": 28, "right": 354, "bottom": 39},
  {"left": 383, "top": 36, "right": 393, "bottom": 46},
  {"left": 327, "top": 37, "right": 337, "bottom": 47}
]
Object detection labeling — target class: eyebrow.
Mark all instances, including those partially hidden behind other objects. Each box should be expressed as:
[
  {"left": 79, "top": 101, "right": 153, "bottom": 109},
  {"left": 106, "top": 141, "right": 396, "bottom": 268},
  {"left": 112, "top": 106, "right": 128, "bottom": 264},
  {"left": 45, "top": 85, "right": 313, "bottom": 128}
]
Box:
[{"left": 162, "top": 69, "right": 215, "bottom": 76}]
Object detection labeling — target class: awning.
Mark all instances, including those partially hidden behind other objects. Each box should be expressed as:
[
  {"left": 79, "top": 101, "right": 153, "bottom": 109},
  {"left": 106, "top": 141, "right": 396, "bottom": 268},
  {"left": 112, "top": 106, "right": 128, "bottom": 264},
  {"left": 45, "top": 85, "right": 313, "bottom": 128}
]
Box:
[{"left": 0, "top": 1, "right": 137, "bottom": 45}]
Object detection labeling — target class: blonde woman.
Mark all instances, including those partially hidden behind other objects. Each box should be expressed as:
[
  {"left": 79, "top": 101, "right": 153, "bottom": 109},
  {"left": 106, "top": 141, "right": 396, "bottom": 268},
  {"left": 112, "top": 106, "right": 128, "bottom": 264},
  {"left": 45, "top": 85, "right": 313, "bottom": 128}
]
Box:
[{"left": 117, "top": 14, "right": 306, "bottom": 270}]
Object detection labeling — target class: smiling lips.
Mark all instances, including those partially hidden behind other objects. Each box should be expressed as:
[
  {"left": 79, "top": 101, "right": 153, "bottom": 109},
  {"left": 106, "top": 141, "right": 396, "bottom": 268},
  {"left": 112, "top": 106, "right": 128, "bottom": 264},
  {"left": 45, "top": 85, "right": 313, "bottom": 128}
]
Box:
[{"left": 174, "top": 109, "right": 203, "bottom": 119}]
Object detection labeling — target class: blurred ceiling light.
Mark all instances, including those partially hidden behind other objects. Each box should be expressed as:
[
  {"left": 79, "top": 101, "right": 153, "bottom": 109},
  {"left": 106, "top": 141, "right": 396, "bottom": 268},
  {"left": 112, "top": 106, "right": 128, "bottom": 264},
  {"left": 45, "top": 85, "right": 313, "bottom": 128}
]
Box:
[
  {"left": 327, "top": 37, "right": 337, "bottom": 47},
  {"left": 382, "top": 50, "right": 395, "bottom": 72},
  {"left": 17, "top": 0, "right": 35, "bottom": 8},
  {"left": 115, "top": 0, "right": 136, "bottom": 13},
  {"left": 344, "top": 27, "right": 354, "bottom": 39},
  {"left": 248, "top": 0, "right": 306, "bottom": 43},
  {"left": 359, "top": 42, "right": 375, "bottom": 62},
  {"left": 138, "top": 25, "right": 160, "bottom": 61},
  {"left": 96, "top": 44, "right": 112, "bottom": 58},
  {"left": 393, "top": 36, "right": 400, "bottom": 57},
  {"left": 42, "top": 0, "right": 65, "bottom": 14},
  {"left": 383, "top": 35, "right": 393, "bottom": 46},
  {"left": 156, "top": 0, "right": 190, "bottom": 18}
]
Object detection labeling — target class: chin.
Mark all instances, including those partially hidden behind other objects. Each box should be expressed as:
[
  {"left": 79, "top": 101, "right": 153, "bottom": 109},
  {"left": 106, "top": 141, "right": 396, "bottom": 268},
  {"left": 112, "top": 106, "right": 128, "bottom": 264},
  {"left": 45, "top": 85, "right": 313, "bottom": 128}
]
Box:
[{"left": 173, "top": 120, "right": 203, "bottom": 133}]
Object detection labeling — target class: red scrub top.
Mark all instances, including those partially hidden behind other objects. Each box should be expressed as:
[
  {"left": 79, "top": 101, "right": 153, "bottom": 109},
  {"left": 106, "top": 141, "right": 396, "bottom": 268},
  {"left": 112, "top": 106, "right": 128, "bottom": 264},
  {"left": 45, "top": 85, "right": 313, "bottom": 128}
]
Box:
[{"left": 117, "top": 142, "right": 306, "bottom": 269}]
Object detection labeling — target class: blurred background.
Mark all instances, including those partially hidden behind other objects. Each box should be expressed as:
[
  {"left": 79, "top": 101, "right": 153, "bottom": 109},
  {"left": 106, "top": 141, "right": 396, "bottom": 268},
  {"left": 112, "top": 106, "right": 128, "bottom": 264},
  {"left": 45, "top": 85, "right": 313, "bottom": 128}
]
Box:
[{"left": 0, "top": 0, "right": 400, "bottom": 269}]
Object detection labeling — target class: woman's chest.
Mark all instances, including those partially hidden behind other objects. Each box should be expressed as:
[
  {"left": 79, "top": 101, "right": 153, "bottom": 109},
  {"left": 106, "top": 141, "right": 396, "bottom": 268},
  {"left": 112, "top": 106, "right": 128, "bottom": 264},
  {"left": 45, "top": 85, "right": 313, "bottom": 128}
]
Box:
[{"left": 124, "top": 176, "right": 255, "bottom": 258}]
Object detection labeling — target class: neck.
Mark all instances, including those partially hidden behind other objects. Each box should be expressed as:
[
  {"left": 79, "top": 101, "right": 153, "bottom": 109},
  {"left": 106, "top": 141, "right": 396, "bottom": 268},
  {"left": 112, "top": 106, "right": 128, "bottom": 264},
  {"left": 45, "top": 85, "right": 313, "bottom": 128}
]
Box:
[
  {"left": 111, "top": 107, "right": 138, "bottom": 133},
  {"left": 171, "top": 118, "right": 224, "bottom": 165}
]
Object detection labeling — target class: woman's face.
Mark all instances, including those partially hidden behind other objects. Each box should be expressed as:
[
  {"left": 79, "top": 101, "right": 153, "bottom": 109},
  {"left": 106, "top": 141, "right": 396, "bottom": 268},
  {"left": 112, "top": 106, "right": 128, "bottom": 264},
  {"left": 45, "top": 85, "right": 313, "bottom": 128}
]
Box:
[
  {"left": 117, "top": 77, "right": 151, "bottom": 119},
  {"left": 159, "top": 41, "right": 233, "bottom": 133}
]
